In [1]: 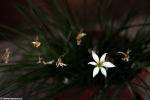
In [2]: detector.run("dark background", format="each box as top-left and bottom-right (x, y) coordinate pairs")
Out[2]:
(1, 0), (150, 36)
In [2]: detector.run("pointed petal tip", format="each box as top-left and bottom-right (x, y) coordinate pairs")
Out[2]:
(88, 62), (97, 66)
(101, 67), (107, 77)
(93, 67), (99, 78)
(103, 62), (116, 68)
(91, 51), (94, 55)
(92, 51), (99, 62)
(93, 73), (97, 78)
(105, 53), (108, 55)
(113, 66), (116, 67)
(93, 75), (96, 78)
(103, 53), (108, 55)
(100, 53), (108, 62)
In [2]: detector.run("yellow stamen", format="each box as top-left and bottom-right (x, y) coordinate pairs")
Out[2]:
(97, 61), (103, 67)
(97, 61), (102, 64)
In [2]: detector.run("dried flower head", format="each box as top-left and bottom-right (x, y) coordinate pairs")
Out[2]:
(88, 51), (116, 78)
(2, 48), (11, 63)
(56, 55), (67, 68)
(76, 29), (86, 45)
(37, 56), (54, 65)
(32, 36), (41, 48)
(118, 49), (131, 62)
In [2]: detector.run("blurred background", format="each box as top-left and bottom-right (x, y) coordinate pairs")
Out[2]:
(1, 0), (150, 36)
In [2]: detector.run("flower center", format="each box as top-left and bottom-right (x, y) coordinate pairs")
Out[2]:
(97, 61), (103, 68)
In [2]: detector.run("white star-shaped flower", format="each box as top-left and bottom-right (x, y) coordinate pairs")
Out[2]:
(56, 55), (67, 68)
(76, 29), (86, 45)
(88, 51), (116, 78)
(118, 49), (131, 62)
(2, 48), (11, 63)
(31, 36), (41, 48)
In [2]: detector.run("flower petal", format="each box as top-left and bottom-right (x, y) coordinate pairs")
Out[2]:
(125, 58), (129, 62)
(88, 61), (97, 66)
(92, 51), (99, 62)
(77, 39), (81, 45)
(32, 42), (36, 44)
(37, 61), (41, 64)
(103, 62), (116, 68)
(60, 62), (67, 67)
(56, 62), (59, 68)
(117, 52), (126, 56)
(6, 48), (9, 52)
(39, 57), (42, 61)
(100, 67), (107, 77)
(37, 42), (41, 46)
(127, 49), (131, 55)
(100, 53), (108, 62)
(46, 60), (54, 64)
(93, 67), (99, 77)
(78, 33), (86, 38)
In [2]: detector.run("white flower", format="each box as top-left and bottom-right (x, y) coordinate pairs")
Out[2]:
(63, 77), (69, 84)
(32, 36), (41, 48)
(2, 48), (11, 63)
(88, 51), (116, 78)
(76, 29), (86, 45)
(37, 56), (54, 65)
(118, 49), (131, 62)
(56, 56), (67, 68)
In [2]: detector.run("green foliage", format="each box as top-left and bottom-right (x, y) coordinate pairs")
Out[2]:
(0, 0), (150, 99)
